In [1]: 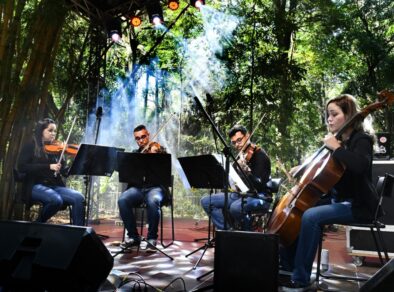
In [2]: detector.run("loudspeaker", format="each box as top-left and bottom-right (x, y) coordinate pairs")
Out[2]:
(214, 230), (278, 292)
(360, 258), (394, 292)
(372, 161), (394, 225)
(0, 220), (113, 291)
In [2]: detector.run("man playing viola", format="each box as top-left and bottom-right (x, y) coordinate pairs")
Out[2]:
(117, 124), (167, 251)
(200, 124), (271, 230)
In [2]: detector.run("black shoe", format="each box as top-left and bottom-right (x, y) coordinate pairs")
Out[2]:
(279, 280), (315, 292)
(120, 238), (140, 249)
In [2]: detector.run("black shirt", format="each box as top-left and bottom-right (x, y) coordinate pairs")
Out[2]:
(18, 141), (66, 203)
(332, 130), (379, 221)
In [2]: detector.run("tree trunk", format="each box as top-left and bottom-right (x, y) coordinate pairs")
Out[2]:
(0, 0), (69, 219)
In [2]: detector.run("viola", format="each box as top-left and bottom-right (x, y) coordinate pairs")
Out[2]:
(44, 140), (79, 156)
(267, 89), (394, 246)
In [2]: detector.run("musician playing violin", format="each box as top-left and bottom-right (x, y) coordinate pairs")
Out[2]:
(117, 124), (167, 251)
(280, 94), (380, 291)
(17, 118), (85, 225)
(200, 124), (271, 230)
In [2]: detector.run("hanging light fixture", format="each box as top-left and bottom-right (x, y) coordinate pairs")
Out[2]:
(190, 0), (205, 9)
(146, 0), (164, 26)
(106, 18), (122, 42)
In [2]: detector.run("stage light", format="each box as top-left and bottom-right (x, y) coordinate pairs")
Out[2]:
(106, 18), (122, 42)
(110, 32), (121, 42)
(146, 0), (164, 25)
(151, 14), (163, 26)
(130, 16), (142, 27)
(168, 0), (179, 10)
(190, 0), (205, 9)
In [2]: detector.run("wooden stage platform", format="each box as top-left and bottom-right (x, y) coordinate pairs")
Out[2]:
(91, 218), (384, 291)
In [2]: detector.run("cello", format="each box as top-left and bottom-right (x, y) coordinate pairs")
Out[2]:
(267, 90), (394, 246)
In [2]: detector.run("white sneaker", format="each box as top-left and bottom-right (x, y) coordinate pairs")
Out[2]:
(120, 238), (140, 249)
(145, 239), (157, 253)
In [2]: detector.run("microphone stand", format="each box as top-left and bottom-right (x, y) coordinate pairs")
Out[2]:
(194, 94), (218, 243)
(194, 96), (257, 229)
(193, 96), (259, 288)
(194, 96), (232, 230)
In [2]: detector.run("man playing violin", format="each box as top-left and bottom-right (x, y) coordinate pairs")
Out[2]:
(117, 124), (166, 251)
(200, 124), (271, 230)
(17, 118), (85, 225)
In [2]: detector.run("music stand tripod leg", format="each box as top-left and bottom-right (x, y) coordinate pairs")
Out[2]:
(111, 226), (133, 258)
(186, 192), (215, 267)
(192, 243), (211, 269)
(194, 190), (215, 242)
(84, 176), (109, 239)
(138, 236), (174, 260)
(197, 269), (214, 281)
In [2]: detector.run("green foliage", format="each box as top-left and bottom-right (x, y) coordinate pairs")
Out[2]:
(2, 0), (393, 219)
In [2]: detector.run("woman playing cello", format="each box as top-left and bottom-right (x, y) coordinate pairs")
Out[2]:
(279, 94), (380, 291)
(17, 118), (85, 225)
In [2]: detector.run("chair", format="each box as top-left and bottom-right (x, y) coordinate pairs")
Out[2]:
(137, 176), (175, 248)
(12, 168), (72, 223)
(117, 176), (175, 259)
(250, 178), (283, 232)
(315, 173), (394, 290)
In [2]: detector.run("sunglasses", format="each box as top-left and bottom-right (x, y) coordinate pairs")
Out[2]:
(231, 136), (244, 145)
(135, 134), (147, 141)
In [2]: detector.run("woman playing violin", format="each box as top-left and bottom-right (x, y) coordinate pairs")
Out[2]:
(200, 124), (271, 230)
(17, 118), (85, 225)
(280, 94), (380, 291)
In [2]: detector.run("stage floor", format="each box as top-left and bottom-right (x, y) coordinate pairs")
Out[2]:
(91, 217), (383, 291)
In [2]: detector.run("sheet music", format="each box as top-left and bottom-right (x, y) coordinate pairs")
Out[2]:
(212, 153), (249, 193)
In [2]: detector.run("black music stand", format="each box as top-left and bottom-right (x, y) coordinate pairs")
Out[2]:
(178, 154), (226, 269)
(114, 152), (173, 260)
(68, 144), (123, 235)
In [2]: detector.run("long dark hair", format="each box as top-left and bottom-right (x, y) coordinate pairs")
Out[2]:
(33, 118), (55, 158)
(326, 94), (376, 146)
(325, 94), (363, 132)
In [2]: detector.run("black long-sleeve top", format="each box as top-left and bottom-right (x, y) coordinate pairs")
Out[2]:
(246, 147), (271, 193)
(17, 141), (66, 204)
(331, 130), (380, 221)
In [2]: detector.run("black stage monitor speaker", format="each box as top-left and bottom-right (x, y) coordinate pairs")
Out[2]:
(0, 220), (113, 292)
(214, 230), (278, 292)
(360, 258), (394, 292)
(372, 160), (394, 225)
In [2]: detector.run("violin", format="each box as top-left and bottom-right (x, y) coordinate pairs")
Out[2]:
(141, 141), (165, 153)
(237, 143), (260, 173)
(44, 140), (79, 156)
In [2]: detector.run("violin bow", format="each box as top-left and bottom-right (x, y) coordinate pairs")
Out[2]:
(57, 116), (77, 164)
(235, 113), (266, 160)
(141, 112), (177, 153)
(276, 156), (295, 184)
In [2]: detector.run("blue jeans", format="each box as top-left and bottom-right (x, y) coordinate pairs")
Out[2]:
(280, 202), (355, 285)
(32, 184), (85, 226)
(118, 186), (164, 241)
(200, 192), (270, 230)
